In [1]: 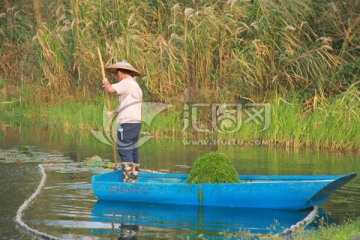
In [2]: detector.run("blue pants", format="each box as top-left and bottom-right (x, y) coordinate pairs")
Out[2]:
(117, 123), (141, 164)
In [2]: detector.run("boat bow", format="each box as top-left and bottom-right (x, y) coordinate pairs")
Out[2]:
(306, 173), (357, 206)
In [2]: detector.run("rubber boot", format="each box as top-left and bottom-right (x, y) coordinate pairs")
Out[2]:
(130, 164), (140, 183)
(121, 163), (133, 182)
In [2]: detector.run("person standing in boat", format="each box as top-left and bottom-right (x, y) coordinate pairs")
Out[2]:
(102, 60), (142, 183)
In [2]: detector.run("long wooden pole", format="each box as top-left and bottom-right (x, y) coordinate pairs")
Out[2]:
(97, 47), (111, 109)
(97, 47), (118, 169)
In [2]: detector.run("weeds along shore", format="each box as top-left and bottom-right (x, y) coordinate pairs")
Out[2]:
(1, 0), (359, 152)
(1, 91), (359, 153)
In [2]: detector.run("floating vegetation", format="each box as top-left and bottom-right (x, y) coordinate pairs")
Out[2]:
(85, 155), (103, 167)
(81, 155), (115, 173)
(175, 164), (191, 169)
(0, 147), (112, 174)
(18, 146), (31, 155)
(0, 147), (72, 164)
(186, 152), (240, 184)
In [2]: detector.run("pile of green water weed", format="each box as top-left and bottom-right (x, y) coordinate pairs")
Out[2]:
(186, 152), (240, 184)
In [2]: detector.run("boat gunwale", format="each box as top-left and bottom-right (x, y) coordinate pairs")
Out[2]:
(92, 171), (356, 186)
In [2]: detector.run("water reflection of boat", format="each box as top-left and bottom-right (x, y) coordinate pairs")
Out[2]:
(91, 200), (328, 236)
(91, 171), (357, 210)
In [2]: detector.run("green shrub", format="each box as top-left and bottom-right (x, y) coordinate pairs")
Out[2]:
(186, 152), (240, 184)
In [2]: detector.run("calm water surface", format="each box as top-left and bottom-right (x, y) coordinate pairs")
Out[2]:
(0, 123), (359, 239)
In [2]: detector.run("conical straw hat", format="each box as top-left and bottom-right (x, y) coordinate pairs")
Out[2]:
(105, 60), (141, 76)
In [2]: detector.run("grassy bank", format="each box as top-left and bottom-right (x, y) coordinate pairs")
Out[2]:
(241, 87), (360, 152)
(292, 218), (360, 240)
(1, 0), (359, 151)
(1, 88), (359, 152)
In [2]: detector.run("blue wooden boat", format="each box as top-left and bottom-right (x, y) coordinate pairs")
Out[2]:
(91, 171), (356, 210)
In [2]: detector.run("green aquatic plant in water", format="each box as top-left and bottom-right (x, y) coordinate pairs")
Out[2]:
(187, 152), (240, 184)
(85, 155), (115, 169)
(85, 155), (103, 167)
(0, 148), (113, 173)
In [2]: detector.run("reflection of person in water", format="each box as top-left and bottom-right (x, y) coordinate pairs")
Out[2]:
(118, 223), (139, 240)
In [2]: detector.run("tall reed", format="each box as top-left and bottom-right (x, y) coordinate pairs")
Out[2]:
(1, 0), (358, 101)
(0, 0), (358, 150)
